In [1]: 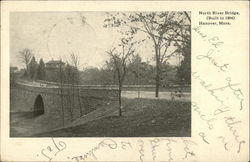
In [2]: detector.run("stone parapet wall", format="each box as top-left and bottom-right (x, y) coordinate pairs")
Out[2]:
(11, 83), (119, 125)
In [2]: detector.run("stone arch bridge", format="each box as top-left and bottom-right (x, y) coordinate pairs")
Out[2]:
(10, 82), (119, 125)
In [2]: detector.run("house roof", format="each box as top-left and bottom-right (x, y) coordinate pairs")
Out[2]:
(10, 66), (18, 70)
(46, 60), (65, 65)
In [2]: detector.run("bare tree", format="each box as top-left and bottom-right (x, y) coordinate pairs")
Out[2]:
(58, 58), (65, 126)
(106, 37), (136, 116)
(69, 52), (83, 117)
(65, 63), (73, 121)
(18, 48), (33, 72)
(104, 12), (191, 97)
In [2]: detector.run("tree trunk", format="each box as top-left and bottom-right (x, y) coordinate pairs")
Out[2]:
(153, 40), (161, 98)
(136, 76), (140, 98)
(155, 53), (160, 98)
(155, 66), (160, 97)
(26, 64), (28, 75)
(72, 73), (75, 113)
(59, 64), (65, 126)
(118, 84), (122, 116)
(67, 72), (73, 121)
(76, 75), (83, 117)
(117, 69), (122, 117)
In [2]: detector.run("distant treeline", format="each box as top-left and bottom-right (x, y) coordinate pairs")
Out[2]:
(16, 54), (190, 87)
(79, 62), (181, 86)
(79, 54), (190, 86)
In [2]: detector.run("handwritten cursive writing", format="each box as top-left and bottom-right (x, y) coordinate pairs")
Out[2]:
(211, 77), (244, 110)
(150, 138), (159, 161)
(164, 139), (177, 162)
(192, 25), (246, 156)
(196, 49), (229, 72)
(223, 116), (245, 153)
(192, 102), (216, 130)
(182, 139), (196, 158)
(199, 132), (210, 144)
(193, 26), (224, 48)
(218, 136), (229, 151)
(71, 139), (117, 162)
(193, 26), (207, 40)
(192, 72), (227, 106)
(138, 139), (144, 162)
(39, 138), (66, 162)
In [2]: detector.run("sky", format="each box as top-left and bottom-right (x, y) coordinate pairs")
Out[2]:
(10, 12), (180, 69)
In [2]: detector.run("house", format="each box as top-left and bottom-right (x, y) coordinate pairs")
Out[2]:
(44, 59), (66, 82)
(45, 60), (65, 69)
(19, 69), (26, 75)
(10, 66), (18, 73)
(10, 67), (18, 85)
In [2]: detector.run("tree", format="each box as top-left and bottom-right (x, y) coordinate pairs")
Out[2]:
(176, 38), (191, 85)
(171, 13), (191, 85)
(18, 48), (33, 75)
(160, 62), (179, 86)
(28, 56), (38, 80)
(106, 36), (136, 116)
(65, 63), (74, 121)
(69, 52), (83, 117)
(104, 12), (191, 97)
(128, 54), (145, 98)
(58, 58), (65, 126)
(37, 59), (46, 80)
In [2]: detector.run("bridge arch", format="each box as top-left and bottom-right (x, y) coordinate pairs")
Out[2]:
(33, 94), (44, 116)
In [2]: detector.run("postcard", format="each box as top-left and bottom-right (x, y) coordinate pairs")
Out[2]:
(0, 1), (249, 162)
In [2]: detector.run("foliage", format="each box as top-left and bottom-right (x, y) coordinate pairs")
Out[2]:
(16, 12), (191, 87)
(78, 55), (180, 86)
(37, 59), (46, 80)
(176, 38), (191, 84)
(104, 12), (191, 97)
(28, 56), (38, 80)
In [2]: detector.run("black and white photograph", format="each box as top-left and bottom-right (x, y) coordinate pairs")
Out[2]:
(10, 11), (191, 137)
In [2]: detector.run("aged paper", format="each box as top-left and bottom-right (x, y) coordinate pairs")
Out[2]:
(1, 1), (249, 162)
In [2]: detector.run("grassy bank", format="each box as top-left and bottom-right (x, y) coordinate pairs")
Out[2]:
(36, 98), (191, 137)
